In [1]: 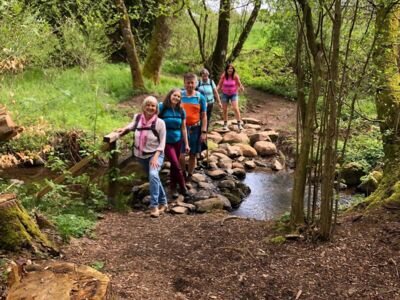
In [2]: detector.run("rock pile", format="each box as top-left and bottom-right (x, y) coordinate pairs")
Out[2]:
(131, 118), (286, 214)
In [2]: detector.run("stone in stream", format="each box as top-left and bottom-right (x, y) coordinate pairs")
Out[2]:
(232, 168), (246, 179)
(222, 192), (243, 208)
(207, 131), (223, 144)
(191, 173), (206, 183)
(212, 149), (229, 158)
(194, 197), (225, 213)
(243, 124), (261, 130)
(216, 194), (232, 211)
(237, 156), (246, 162)
(244, 160), (256, 169)
(218, 180), (236, 189)
(249, 132), (272, 146)
(254, 141), (278, 156)
(192, 189), (215, 201)
(206, 169), (227, 180)
(232, 162), (244, 169)
(271, 159), (284, 171)
(235, 143), (257, 157)
(197, 181), (214, 189)
(218, 159), (233, 170)
(212, 152), (232, 161)
(222, 132), (250, 144)
(242, 117), (262, 125)
(227, 145), (243, 158)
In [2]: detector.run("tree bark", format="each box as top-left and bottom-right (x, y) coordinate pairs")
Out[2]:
(320, 0), (341, 240)
(115, 0), (145, 90)
(227, 0), (262, 63)
(368, 2), (400, 208)
(291, 0), (323, 225)
(143, 10), (173, 84)
(210, 0), (231, 77)
(0, 194), (58, 254)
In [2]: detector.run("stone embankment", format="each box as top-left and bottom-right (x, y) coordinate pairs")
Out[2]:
(132, 117), (291, 214)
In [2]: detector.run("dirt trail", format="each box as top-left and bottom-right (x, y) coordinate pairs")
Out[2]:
(60, 90), (400, 299)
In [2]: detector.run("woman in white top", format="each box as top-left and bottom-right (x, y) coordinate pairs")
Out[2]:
(117, 96), (167, 217)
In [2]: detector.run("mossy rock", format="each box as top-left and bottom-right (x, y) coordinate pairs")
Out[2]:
(357, 171), (383, 195)
(222, 192), (243, 208)
(383, 181), (400, 209)
(340, 162), (366, 186)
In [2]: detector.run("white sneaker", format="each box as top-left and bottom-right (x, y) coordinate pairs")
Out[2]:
(237, 122), (243, 132)
(222, 124), (228, 131)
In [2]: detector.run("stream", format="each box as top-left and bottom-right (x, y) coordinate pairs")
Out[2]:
(232, 171), (361, 220)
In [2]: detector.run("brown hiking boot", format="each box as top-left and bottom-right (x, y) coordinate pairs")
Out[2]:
(158, 204), (168, 214)
(150, 207), (159, 218)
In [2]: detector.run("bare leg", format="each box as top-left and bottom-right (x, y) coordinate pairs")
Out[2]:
(222, 102), (228, 122)
(188, 154), (196, 175)
(231, 100), (241, 122)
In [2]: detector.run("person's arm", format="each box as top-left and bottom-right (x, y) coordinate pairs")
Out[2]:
(236, 74), (244, 92)
(199, 94), (207, 141)
(150, 119), (166, 169)
(181, 121), (190, 153)
(212, 80), (222, 109)
(216, 74), (224, 91)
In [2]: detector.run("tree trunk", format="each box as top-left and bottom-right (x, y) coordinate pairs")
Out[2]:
(143, 12), (173, 84)
(115, 0), (145, 90)
(0, 194), (58, 254)
(210, 0), (231, 77)
(319, 0), (341, 240)
(368, 3), (400, 208)
(227, 0), (261, 63)
(7, 261), (113, 299)
(291, 0), (323, 225)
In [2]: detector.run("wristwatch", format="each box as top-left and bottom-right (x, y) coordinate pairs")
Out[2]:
(202, 131), (207, 134)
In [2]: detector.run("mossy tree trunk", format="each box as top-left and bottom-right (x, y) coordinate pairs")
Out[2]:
(0, 194), (58, 254)
(115, 0), (145, 90)
(142, 13), (173, 84)
(368, 2), (400, 208)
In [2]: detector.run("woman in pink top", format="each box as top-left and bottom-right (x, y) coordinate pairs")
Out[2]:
(217, 63), (245, 131)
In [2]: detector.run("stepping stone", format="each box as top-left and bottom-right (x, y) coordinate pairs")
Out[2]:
(171, 206), (189, 214)
(244, 160), (256, 169)
(206, 169), (227, 180)
(254, 141), (278, 156)
(242, 117), (262, 125)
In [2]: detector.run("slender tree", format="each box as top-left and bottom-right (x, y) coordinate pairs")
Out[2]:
(115, 0), (145, 90)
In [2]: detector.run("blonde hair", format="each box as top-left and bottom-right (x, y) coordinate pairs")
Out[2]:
(141, 96), (159, 114)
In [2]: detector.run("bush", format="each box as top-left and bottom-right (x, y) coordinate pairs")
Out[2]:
(0, 1), (58, 71)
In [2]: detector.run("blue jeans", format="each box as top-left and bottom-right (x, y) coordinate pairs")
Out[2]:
(138, 154), (167, 208)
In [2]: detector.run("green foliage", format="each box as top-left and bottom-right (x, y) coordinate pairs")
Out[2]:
(52, 214), (96, 241)
(0, 1), (58, 70)
(269, 235), (286, 244)
(56, 17), (111, 68)
(339, 126), (384, 173)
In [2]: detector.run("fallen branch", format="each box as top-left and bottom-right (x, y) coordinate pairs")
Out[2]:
(219, 215), (247, 226)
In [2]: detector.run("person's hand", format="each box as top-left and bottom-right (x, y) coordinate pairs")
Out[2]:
(150, 156), (160, 169)
(240, 86), (245, 93)
(185, 145), (190, 153)
(116, 128), (125, 135)
(200, 132), (207, 142)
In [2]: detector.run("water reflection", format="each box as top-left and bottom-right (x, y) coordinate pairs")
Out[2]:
(233, 171), (293, 220)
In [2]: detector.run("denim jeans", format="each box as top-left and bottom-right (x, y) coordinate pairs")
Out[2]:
(138, 154), (167, 208)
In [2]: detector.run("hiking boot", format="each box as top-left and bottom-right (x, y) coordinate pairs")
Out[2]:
(150, 207), (159, 218)
(222, 124), (228, 131)
(158, 204), (168, 214)
(186, 173), (193, 182)
(172, 192), (179, 199)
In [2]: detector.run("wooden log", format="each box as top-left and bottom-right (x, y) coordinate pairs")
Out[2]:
(36, 143), (110, 199)
(108, 141), (119, 206)
(7, 261), (113, 300)
(0, 194), (58, 254)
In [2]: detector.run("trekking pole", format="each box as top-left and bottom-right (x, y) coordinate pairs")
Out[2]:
(206, 132), (209, 167)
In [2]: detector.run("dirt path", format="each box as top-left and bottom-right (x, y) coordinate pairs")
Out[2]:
(60, 90), (400, 299)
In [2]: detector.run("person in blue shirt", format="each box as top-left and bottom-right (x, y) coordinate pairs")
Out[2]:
(197, 68), (222, 131)
(159, 88), (190, 198)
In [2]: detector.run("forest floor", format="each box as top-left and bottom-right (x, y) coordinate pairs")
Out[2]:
(2, 89), (400, 299)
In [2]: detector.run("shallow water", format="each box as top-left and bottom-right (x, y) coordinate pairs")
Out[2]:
(232, 171), (361, 221)
(232, 171), (294, 220)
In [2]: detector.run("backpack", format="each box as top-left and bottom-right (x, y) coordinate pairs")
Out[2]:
(196, 79), (215, 102)
(132, 114), (160, 143)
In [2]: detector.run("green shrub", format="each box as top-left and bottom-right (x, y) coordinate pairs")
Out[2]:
(0, 1), (58, 70)
(53, 214), (96, 241)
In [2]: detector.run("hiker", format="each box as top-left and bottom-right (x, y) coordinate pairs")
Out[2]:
(116, 96), (167, 218)
(196, 68), (222, 131)
(180, 73), (207, 181)
(159, 88), (190, 198)
(217, 63), (245, 131)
